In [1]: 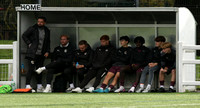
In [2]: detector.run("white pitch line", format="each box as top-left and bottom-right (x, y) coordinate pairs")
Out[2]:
(102, 103), (200, 108)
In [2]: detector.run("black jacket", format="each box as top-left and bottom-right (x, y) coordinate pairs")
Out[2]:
(112, 47), (132, 66)
(131, 46), (151, 67)
(161, 49), (176, 72)
(150, 47), (162, 64)
(92, 44), (116, 69)
(22, 24), (50, 60)
(51, 43), (74, 66)
(74, 45), (94, 69)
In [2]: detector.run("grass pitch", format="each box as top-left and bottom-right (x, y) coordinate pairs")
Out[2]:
(0, 93), (200, 108)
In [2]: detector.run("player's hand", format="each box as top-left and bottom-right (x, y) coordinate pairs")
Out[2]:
(148, 63), (153, 67)
(149, 63), (158, 68)
(161, 67), (168, 73)
(44, 52), (49, 58)
(76, 65), (84, 69)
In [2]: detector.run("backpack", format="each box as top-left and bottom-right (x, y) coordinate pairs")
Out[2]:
(0, 85), (12, 93)
(52, 74), (67, 92)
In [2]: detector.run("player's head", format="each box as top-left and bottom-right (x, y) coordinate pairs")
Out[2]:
(155, 36), (166, 47)
(134, 36), (145, 47)
(78, 40), (88, 52)
(161, 42), (172, 53)
(60, 35), (69, 46)
(37, 16), (46, 27)
(120, 36), (130, 47)
(100, 35), (110, 46)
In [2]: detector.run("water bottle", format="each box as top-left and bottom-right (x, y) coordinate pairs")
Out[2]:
(76, 62), (79, 67)
(21, 64), (26, 74)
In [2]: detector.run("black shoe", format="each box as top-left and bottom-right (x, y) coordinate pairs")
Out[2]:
(168, 88), (176, 92)
(158, 87), (165, 92)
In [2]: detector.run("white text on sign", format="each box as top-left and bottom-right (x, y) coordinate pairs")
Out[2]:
(20, 4), (41, 11)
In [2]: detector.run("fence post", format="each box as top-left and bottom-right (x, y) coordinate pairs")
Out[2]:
(12, 41), (19, 88)
(177, 42), (183, 92)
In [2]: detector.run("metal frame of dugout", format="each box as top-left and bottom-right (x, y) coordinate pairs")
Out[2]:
(15, 7), (197, 92)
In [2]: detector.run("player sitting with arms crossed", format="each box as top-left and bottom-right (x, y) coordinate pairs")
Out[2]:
(93, 36), (132, 93)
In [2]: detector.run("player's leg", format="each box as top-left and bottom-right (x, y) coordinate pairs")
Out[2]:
(43, 68), (56, 93)
(169, 69), (176, 92)
(35, 55), (45, 92)
(104, 72), (120, 93)
(77, 68), (87, 84)
(115, 65), (130, 92)
(63, 67), (75, 91)
(25, 59), (35, 90)
(92, 68), (107, 92)
(72, 69), (97, 93)
(93, 72), (115, 93)
(142, 65), (159, 93)
(35, 61), (63, 74)
(129, 67), (143, 92)
(136, 66), (149, 93)
(158, 68), (166, 92)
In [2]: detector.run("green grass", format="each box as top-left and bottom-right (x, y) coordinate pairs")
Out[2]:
(0, 40), (15, 44)
(0, 93), (200, 108)
(0, 40), (14, 81)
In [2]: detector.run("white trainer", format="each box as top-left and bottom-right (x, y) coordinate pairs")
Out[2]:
(43, 86), (52, 93)
(37, 86), (44, 93)
(72, 87), (82, 93)
(128, 87), (135, 92)
(85, 87), (94, 93)
(136, 87), (144, 93)
(35, 67), (44, 74)
(114, 86), (125, 93)
(25, 85), (36, 93)
(66, 87), (75, 91)
(142, 85), (151, 93)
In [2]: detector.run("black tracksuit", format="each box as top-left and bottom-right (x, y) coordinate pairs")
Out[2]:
(120, 45), (151, 87)
(74, 45), (94, 83)
(79, 44), (116, 89)
(22, 24), (50, 85)
(45, 43), (74, 84)
(131, 46), (151, 67)
(149, 47), (162, 66)
(112, 46), (132, 66)
(161, 49), (176, 74)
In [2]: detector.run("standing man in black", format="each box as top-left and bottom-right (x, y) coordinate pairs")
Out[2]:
(22, 17), (50, 92)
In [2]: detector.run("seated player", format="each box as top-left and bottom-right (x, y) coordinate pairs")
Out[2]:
(136, 36), (166, 93)
(74, 40), (94, 84)
(72, 35), (116, 93)
(35, 35), (75, 93)
(115, 36), (151, 92)
(93, 36), (132, 93)
(158, 42), (176, 92)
